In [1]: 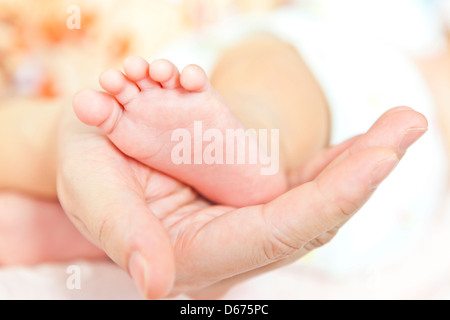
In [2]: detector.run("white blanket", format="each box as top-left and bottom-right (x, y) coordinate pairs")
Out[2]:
(1, 193), (449, 300)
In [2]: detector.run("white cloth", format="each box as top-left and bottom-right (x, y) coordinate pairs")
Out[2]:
(0, 261), (141, 300)
(293, 0), (448, 57)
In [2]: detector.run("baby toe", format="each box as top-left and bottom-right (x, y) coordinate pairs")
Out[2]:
(99, 69), (140, 105)
(149, 59), (181, 89)
(123, 56), (159, 90)
(180, 64), (210, 92)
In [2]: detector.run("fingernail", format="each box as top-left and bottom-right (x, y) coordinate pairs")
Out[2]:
(399, 128), (427, 154)
(129, 251), (149, 298)
(370, 155), (399, 189)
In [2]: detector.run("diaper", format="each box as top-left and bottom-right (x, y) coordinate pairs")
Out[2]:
(155, 6), (449, 277)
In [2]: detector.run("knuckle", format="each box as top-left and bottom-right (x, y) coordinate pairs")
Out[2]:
(263, 232), (297, 262)
(304, 228), (340, 252)
(261, 206), (305, 262)
(96, 214), (117, 252)
(314, 179), (358, 218)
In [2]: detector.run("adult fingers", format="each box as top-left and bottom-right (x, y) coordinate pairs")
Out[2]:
(288, 106), (427, 187)
(318, 106), (427, 176)
(288, 135), (360, 187)
(261, 107), (427, 260)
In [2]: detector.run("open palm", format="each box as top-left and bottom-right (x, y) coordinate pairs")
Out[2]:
(57, 106), (427, 299)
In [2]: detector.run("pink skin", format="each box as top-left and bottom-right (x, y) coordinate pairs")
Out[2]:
(2, 106), (427, 299)
(73, 56), (288, 207)
(0, 192), (105, 266)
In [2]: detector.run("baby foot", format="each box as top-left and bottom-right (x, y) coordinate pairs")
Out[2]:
(73, 56), (287, 206)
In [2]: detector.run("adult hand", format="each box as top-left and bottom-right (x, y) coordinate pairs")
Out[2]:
(56, 102), (427, 299)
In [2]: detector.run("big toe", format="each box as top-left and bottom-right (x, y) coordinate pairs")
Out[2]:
(73, 89), (123, 134)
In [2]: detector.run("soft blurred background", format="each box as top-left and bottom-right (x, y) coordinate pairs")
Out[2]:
(0, 0), (290, 99)
(0, 0), (449, 97)
(1, 0), (450, 299)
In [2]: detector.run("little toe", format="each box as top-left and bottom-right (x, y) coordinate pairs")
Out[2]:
(73, 89), (123, 134)
(123, 56), (159, 90)
(149, 59), (181, 89)
(99, 69), (140, 105)
(180, 65), (209, 92)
